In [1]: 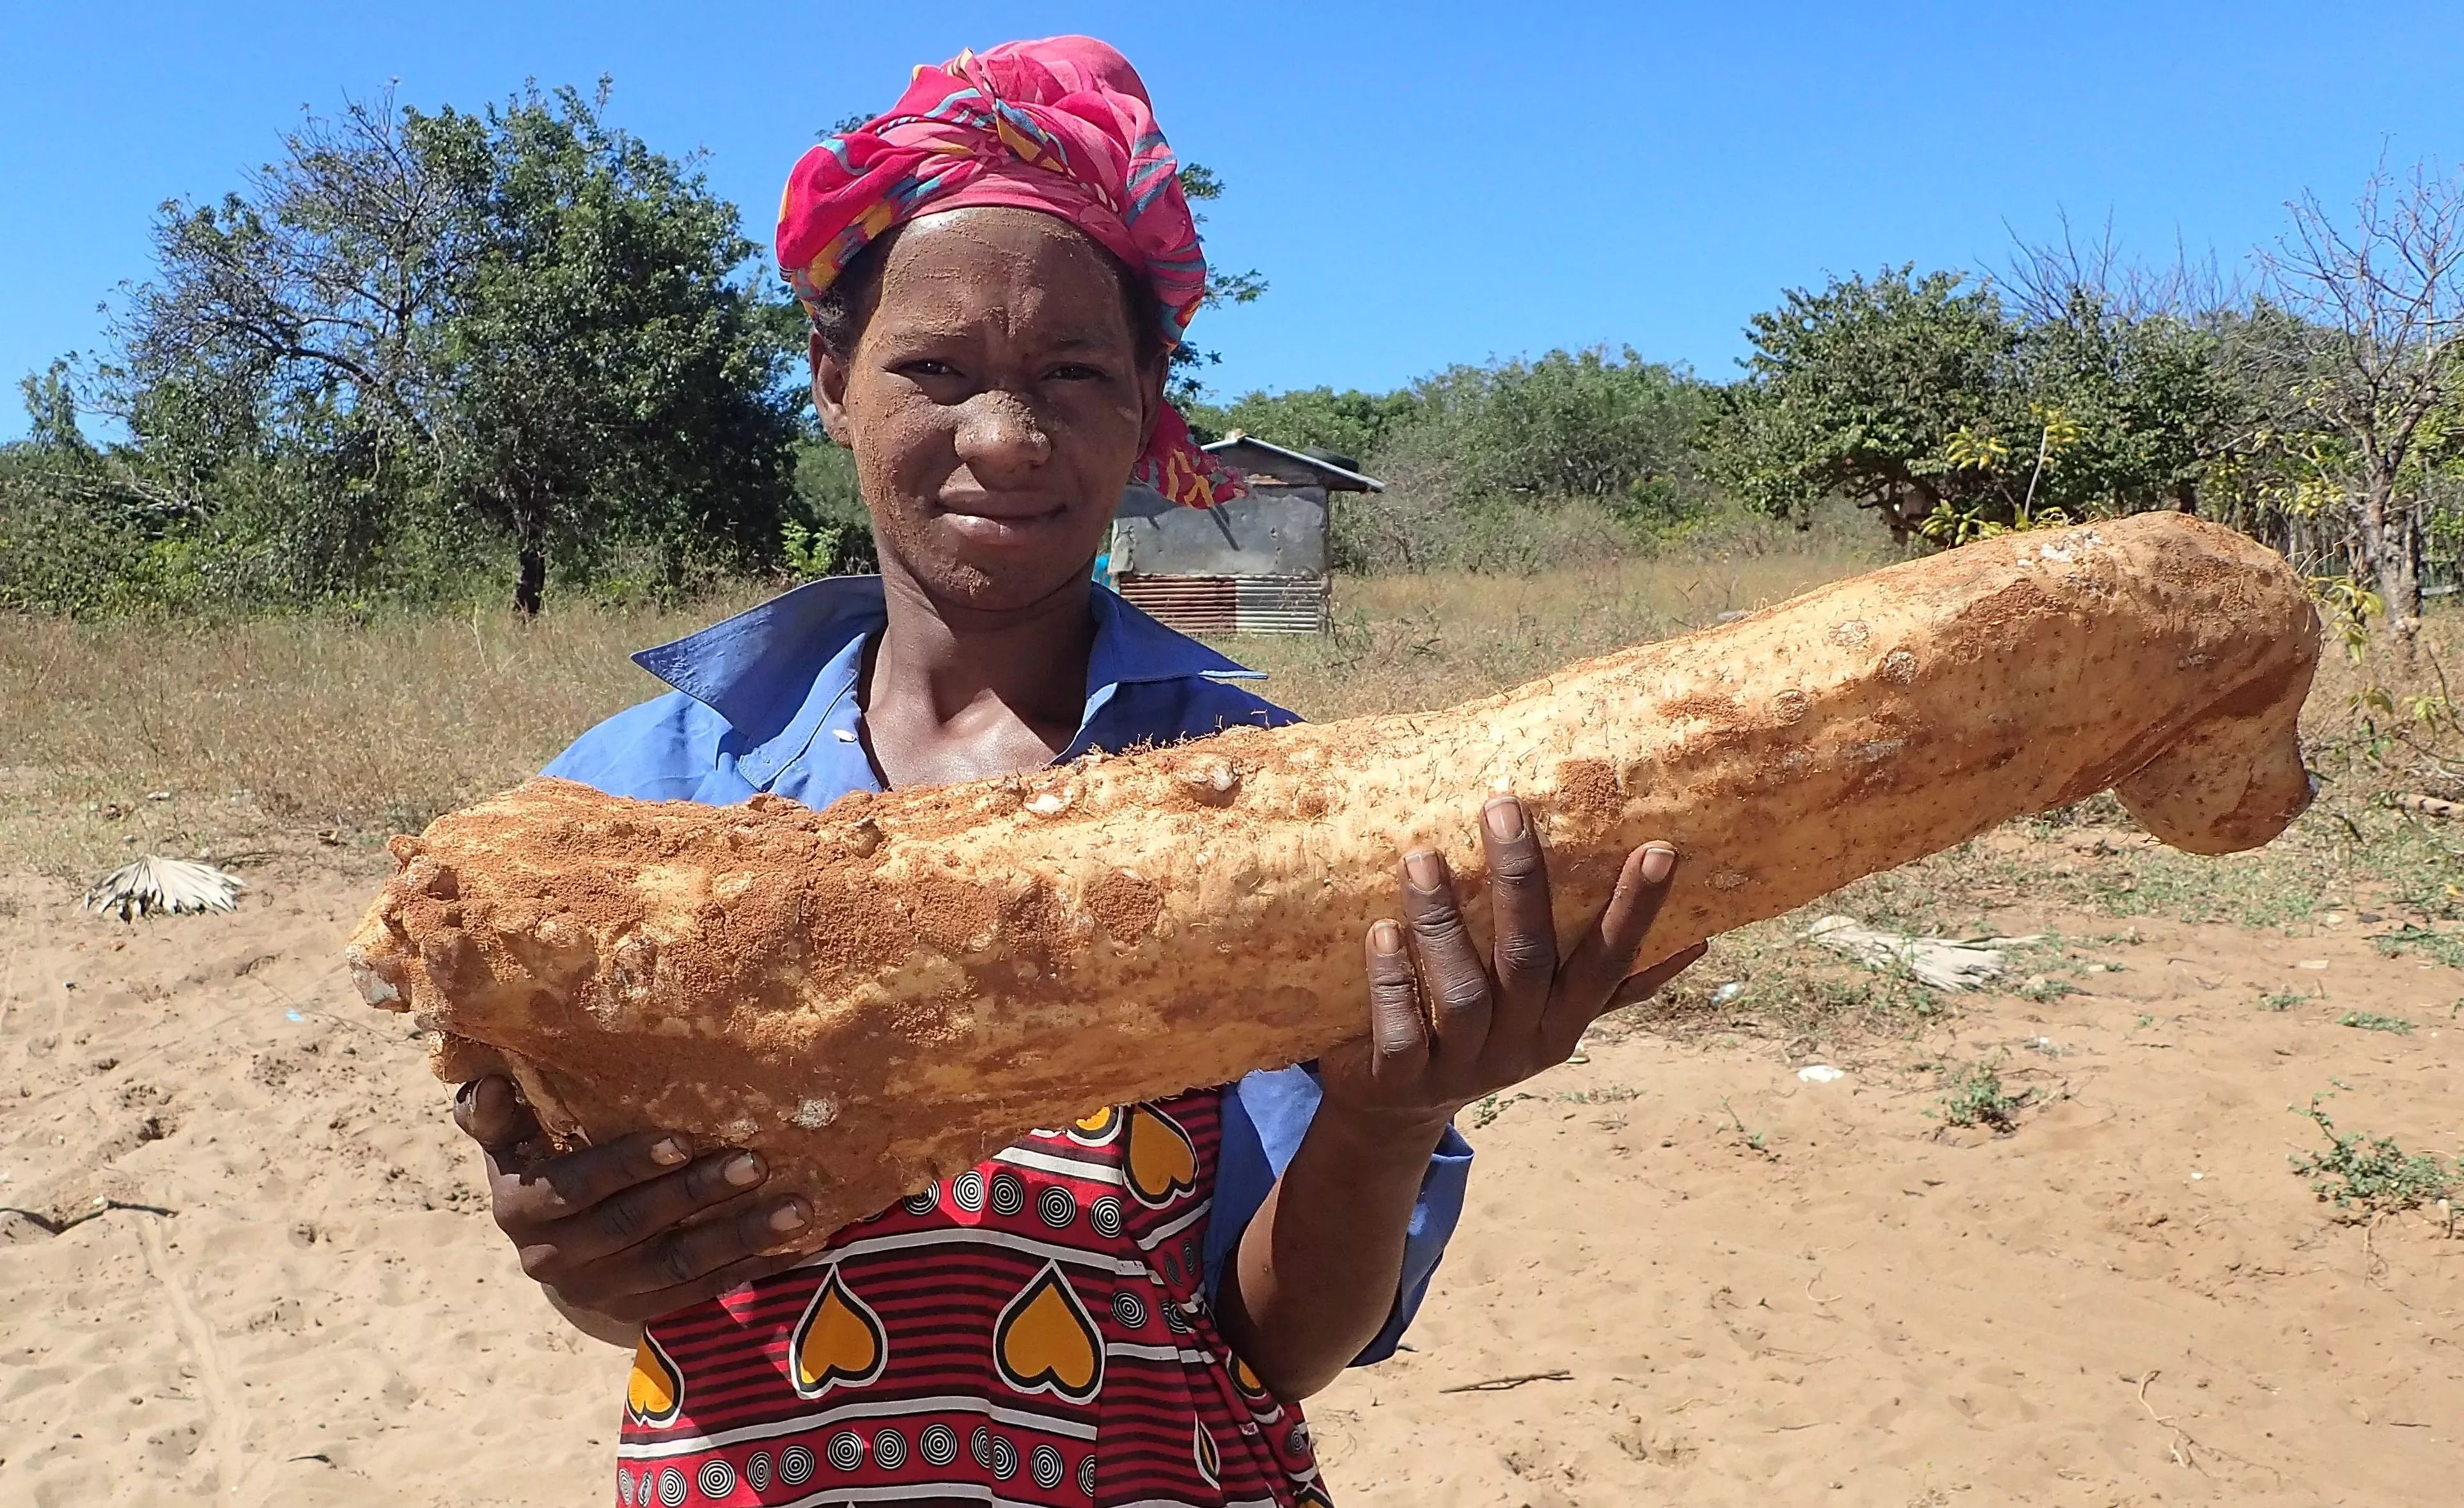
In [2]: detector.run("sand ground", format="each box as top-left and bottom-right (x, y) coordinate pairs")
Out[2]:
(3, 860), (2458, 1507)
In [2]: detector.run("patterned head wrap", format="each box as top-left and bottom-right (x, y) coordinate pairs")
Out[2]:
(777, 35), (1242, 508)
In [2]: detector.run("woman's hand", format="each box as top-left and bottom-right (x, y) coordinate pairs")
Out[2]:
(453, 1075), (813, 1335)
(1318, 794), (1706, 1130)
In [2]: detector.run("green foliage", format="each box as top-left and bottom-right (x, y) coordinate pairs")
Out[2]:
(1713, 266), (2256, 545)
(2336, 1011), (2417, 1034)
(2288, 1099), (2456, 1215)
(784, 437), (875, 577)
(1933, 1055), (2029, 1131)
(1401, 349), (1713, 517)
(1712, 267), (2011, 539)
(35, 81), (800, 616)
(2374, 924), (2464, 968)
(1185, 386), (1422, 465)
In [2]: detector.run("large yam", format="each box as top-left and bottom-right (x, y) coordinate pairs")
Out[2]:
(348, 515), (2320, 1243)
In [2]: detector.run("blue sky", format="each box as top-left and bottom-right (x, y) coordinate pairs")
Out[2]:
(4, 1), (2461, 442)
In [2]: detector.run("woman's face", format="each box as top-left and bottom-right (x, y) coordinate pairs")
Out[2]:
(813, 206), (1161, 612)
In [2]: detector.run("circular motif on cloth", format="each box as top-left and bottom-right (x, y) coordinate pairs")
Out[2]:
(989, 1435), (1018, 1481)
(657, 1465), (688, 1507)
(827, 1431), (865, 1472)
(779, 1444), (816, 1486)
(1079, 1455), (1098, 1496)
(1088, 1196), (1124, 1238)
(1031, 1443), (1066, 1489)
(1290, 1420), (1314, 1455)
(697, 1459), (735, 1499)
(919, 1423), (960, 1467)
(1111, 1291), (1147, 1328)
(970, 1425), (993, 1466)
(1038, 1185), (1076, 1229)
(902, 1182), (940, 1217)
(745, 1451), (772, 1491)
(1162, 1299), (1192, 1333)
(873, 1427), (908, 1471)
(952, 1170), (986, 1213)
(989, 1171), (1027, 1216)
(616, 1468), (635, 1505)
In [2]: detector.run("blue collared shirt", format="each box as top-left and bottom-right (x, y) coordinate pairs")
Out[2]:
(542, 575), (1469, 1364)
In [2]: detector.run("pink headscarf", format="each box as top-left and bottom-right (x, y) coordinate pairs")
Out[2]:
(777, 36), (1242, 508)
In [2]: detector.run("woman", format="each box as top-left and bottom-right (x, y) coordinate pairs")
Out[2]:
(454, 37), (1702, 1508)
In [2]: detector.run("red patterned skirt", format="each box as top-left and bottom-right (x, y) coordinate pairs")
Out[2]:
(613, 1091), (1329, 1507)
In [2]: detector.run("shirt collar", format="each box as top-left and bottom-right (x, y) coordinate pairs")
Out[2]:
(630, 574), (1261, 749)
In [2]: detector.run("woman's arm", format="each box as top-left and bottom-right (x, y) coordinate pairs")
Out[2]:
(1215, 795), (1704, 1400)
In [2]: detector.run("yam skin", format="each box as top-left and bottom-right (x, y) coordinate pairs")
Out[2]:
(347, 514), (2320, 1244)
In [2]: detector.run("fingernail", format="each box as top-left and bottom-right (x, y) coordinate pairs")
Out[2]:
(651, 1137), (688, 1166)
(726, 1153), (764, 1187)
(1483, 797), (1524, 841)
(1639, 844), (1676, 884)
(1371, 920), (1403, 954)
(769, 1202), (808, 1232)
(1405, 850), (1445, 891)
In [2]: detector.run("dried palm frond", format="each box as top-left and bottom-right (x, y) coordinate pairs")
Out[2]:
(83, 857), (246, 921)
(1801, 914), (2044, 993)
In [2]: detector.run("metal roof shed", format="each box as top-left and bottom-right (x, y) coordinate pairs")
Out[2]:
(1108, 435), (1383, 635)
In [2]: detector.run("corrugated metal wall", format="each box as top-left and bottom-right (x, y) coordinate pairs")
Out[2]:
(1115, 575), (1328, 635)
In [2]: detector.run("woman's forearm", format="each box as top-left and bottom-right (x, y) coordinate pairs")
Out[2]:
(1216, 1105), (1449, 1401)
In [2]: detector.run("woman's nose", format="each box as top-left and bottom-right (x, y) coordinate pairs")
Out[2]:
(953, 390), (1052, 478)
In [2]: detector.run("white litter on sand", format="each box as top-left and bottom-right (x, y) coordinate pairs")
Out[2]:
(1796, 1064), (1847, 1084)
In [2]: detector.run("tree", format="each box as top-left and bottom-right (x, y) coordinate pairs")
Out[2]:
(416, 85), (800, 612)
(104, 82), (800, 613)
(1403, 350), (1711, 517)
(2256, 157), (2464, 627)
(1165, 164), (1266, 407)
(1712, 267), (2012, 540)
(1185, 385), (1423, 462)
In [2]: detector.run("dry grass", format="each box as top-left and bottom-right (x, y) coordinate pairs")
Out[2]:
(0, 517), (1888, 879)
(0, 593), (766, 876)
(1231, 510), (1890, 719)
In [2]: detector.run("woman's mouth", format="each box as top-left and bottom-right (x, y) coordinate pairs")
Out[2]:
(935, 493), (1072, 545)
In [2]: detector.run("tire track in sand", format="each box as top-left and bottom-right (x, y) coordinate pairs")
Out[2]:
(135, 1214), (257, 1499)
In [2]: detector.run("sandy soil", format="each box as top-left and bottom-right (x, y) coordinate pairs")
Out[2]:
(2, 860), (2458, 1506)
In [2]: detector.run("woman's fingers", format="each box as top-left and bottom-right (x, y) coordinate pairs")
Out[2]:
(556, 1195), (813, 1311)
(524, 1149), (778, 1271)
(492, 1128), (703, 1229)
(1362, 920), (1431, 1077)
(1478, 797), (1557, 1035)
(591, 1248), (816, 1326)
(453, 1075), (540, 1160)
(1545, 842), (1680, 1052)
(1400, 849), (1494, 1069)
(1603, 942), (1711, 1012)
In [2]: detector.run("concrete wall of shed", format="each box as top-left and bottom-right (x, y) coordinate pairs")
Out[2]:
(1112, 483), (1328, 577)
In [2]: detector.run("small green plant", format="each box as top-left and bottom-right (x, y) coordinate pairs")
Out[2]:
(2336, 1011), (2417, 1034)
(2375, 924), (2464, 970)
(1717, 1096), (1772, 1156)
(2014, 975), (2078, 1004)
(2288, 1099), (2456, 1215)
(1557, 1086), (1644, 1105)
(2260, 988), (2319, 1012)
(1933, 1055), (2030, 1133)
